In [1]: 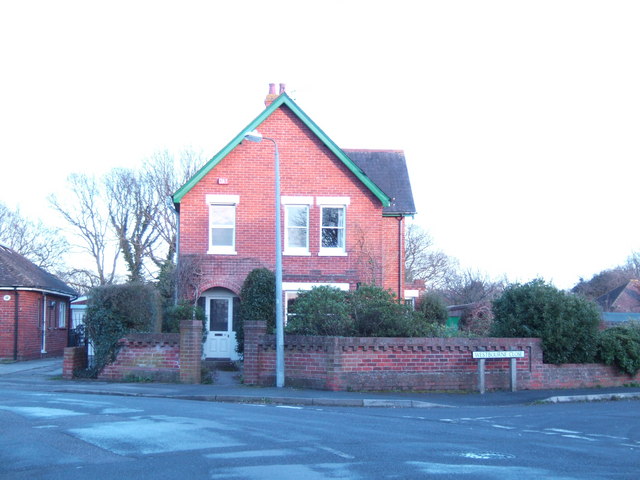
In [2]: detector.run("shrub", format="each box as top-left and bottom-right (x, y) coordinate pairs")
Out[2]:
(416, 292), (448, 326)
(286, 284), (437, 338)
(460, 302), (494, 336)
(350, 284), (422, 337)
(236, 268), (275, 354)
(286, 286), (353, 335)
(491, 279), (600, 364)
(163, 300), (206, 333)
(597, 323), (640, 375)
(84, 282), (160, 377)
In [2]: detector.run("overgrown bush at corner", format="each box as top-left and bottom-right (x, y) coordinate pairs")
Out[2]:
(491, 279), (600, 364)
(597, 323), (640, 375)
(236, 268), (275, 354)
(84, 282), (160, 377)
(286, 286), (353, 336)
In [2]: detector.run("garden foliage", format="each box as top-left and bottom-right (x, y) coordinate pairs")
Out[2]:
(491, 279), (600, 364)
(163, 300), (205, 333)
(236, 268), (275, 353)
(597, 323), (640, 375)
(84, 282), (160, 377)
(286, 284), (443, 337)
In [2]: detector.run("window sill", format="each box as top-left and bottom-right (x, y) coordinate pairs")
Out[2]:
(207, 248), (237, 255)
(283, 250), (311, 256)
(318, 250), (348, 257)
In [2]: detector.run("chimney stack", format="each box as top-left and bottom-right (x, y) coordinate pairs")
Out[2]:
(265, 82), (285, 106)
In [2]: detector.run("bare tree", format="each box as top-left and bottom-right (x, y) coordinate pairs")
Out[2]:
(0, 202), (69, 271)
(49, 150), (203, 287)
(48, 174), (119, 287)
(174, 255), (206, 307)
(439, 269), (505, 305)
(105, 168), (160, 283)
(625, 252), (640, 278)
(405, 224), (457, 288)
(142, 149), (203, 265)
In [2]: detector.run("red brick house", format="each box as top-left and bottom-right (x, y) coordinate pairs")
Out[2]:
(0, 245), (77, 360)
(596, 279), (640, 327)
(172, 84), (415, 359)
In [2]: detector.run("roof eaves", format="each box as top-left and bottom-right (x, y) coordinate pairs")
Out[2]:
(172, 94), (391, 207)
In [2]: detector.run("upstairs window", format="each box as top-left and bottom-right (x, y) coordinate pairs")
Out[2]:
(285, 205), (309, 254)
(320, 206), (346, 254)
(207, 194), (239, 255)
(282, 196), (312, 256)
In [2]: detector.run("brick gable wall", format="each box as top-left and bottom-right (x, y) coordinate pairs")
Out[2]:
(178, 105), (403, 296)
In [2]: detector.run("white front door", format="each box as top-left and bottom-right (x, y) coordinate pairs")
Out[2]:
(203, 294), (238, 360)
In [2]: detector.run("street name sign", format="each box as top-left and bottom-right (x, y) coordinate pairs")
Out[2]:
(472, 350), (524, 359)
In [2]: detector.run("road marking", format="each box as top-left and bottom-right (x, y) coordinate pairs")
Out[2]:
(492, 424), (516, 430)
(206, 449), (295, 459)
(561, 434), (596, 442)
(317, 446), (355, 459)
(460, 452), (516, 460)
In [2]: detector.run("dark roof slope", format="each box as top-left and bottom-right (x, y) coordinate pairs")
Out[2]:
(0, 245), (77, 297)
(344, 149), (416, 216)
(596, 279), (640, 312)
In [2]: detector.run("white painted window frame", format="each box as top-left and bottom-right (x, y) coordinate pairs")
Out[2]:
(207, 194), (240, 255)
(316, 197), (350, 257)
(282, 196), (313, 256)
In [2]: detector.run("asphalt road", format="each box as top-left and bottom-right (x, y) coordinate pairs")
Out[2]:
(1, 384), (638, 479)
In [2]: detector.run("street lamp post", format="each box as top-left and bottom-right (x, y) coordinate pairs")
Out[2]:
(244, 130), (284, 388)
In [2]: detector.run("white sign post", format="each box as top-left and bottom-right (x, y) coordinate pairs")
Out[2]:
(472, 351), (524, 394)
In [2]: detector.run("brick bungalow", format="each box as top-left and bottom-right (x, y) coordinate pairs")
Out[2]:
(172, 84), (416, 360)
(0, 245), (77, 360)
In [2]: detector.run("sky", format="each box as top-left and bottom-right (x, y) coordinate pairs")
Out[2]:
(1, 1), (639, 290)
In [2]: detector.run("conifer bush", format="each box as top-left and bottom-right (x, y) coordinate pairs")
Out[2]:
(236, 268), (275, 354)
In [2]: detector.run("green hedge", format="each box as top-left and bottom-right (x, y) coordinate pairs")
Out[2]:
(491, 279), (600, 364)
(84, 282), (160, 377)
(287, 284), (443, 337)
(597, 323), (640, 375)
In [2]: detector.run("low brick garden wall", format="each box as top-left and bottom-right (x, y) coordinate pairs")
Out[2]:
(63, 320), (202, 383)
(98, 333), (181, 382)
(243, 321), (640, 392)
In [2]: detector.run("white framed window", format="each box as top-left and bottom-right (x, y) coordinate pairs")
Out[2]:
(320, 206), (346, 255)
(317, 197), (349, 256)
(284, 205), (309, 255)
(58, 302), (66, 328)
(207, 195), (239, 255)
(282, 196), (312, 256)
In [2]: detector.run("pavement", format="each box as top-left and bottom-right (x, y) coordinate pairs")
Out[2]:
(2, 357), (640, 408)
